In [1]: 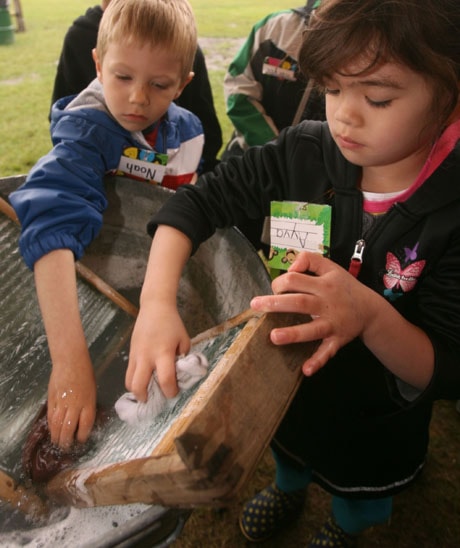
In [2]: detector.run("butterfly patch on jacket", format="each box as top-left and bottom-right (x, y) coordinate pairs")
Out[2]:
(383, 242), (426, 301)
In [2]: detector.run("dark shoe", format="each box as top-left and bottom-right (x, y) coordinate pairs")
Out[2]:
(239, 483), (306, 542)
(308, 516), (358, 547)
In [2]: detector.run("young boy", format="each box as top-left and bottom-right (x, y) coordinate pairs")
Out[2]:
(10, 0), (203, 451)
(50, 0), (222, 173)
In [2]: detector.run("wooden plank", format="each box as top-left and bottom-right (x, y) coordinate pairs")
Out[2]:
(12, 0), (25, 32)
(165, 312), (316, 503)
(0, 469), (49, 518)
(190, 307), (260, 346)
(0, 195), (139, 319)
(1, 175), (277, 511)
(46, 452), (240, 508)
(44, 312), (317, 508)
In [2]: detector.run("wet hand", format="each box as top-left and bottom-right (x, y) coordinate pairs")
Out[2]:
(47, 362), (97, 451)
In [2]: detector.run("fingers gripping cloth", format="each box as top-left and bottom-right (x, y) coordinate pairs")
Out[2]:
(114, 353), (209, 426)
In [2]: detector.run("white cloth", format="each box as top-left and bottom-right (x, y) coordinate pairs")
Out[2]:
(114, 353), (209, 426)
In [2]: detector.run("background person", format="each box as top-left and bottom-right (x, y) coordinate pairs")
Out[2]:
(221, 1), (325, 253)
(221, 0), (324, 160)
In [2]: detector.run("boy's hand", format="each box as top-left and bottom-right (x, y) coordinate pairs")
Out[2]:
(126, 301), (190, 402)
(47, 356), (97, 450)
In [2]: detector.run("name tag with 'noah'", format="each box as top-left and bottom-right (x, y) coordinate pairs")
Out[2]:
(117, 146), (168, 184)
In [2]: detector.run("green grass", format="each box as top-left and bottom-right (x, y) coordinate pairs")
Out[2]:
(193, 1), (288, 37)
(0, 0), (293, 177)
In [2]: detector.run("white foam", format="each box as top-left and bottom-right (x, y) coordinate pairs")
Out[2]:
(0, 502), (158, 547)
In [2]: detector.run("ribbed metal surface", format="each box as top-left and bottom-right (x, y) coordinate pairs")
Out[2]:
(0, 216), (133, 477)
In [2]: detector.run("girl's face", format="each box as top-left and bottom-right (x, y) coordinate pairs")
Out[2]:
(324, 57), (437, 191)
(93, 42), (192, 133)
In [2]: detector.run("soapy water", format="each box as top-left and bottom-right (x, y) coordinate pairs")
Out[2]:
(0, 500), (164, 547)
(54, 327), (241, 470)
(0, 218), (135, 477)
(0, 328), (240, 547)
(0, 185), (271, 545)
(0, 219), (173, 545)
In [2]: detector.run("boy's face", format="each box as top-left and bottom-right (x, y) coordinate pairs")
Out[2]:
(93, 42), (192, 133)
(324, 57), (436, 189)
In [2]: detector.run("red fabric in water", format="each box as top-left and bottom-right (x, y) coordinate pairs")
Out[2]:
(22, 404), (108, 483)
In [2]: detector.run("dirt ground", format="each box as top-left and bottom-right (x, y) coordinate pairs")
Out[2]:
(198, 37), (245, 71)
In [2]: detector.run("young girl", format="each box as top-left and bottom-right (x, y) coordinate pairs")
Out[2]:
(126, 0), (460, 545)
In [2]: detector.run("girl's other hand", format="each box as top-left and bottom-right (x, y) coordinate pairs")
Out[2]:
(250, 251), (375, 376)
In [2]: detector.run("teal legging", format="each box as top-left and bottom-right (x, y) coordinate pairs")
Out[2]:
(273, 449), (393, 534)
(332, 495), (392, 534)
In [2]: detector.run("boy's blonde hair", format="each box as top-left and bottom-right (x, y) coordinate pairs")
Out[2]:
(96, 0), (197, 82)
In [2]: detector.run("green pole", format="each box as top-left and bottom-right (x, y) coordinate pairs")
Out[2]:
(0, 0), (15, 45)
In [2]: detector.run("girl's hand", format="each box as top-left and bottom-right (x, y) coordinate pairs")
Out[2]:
(126, 225), (193, 402)
(47, 355), (96, 450)
(126, 301), (190, 402)
(250, 251), (375, 376)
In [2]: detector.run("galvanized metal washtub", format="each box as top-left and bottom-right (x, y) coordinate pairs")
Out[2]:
(0, 174), (273, 547)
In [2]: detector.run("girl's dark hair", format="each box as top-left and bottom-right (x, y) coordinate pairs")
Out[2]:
(300, 0), (460, 125)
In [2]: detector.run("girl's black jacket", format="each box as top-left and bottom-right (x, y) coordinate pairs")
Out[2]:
(148, 121), (460, 497)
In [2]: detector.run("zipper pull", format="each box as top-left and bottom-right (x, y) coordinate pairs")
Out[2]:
(349, 239), (365, 278)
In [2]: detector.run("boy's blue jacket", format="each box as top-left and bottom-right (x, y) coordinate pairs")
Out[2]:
(10, 79), (204, 269)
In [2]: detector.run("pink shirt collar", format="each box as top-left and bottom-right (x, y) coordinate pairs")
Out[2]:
(364, 119), (460, 214)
